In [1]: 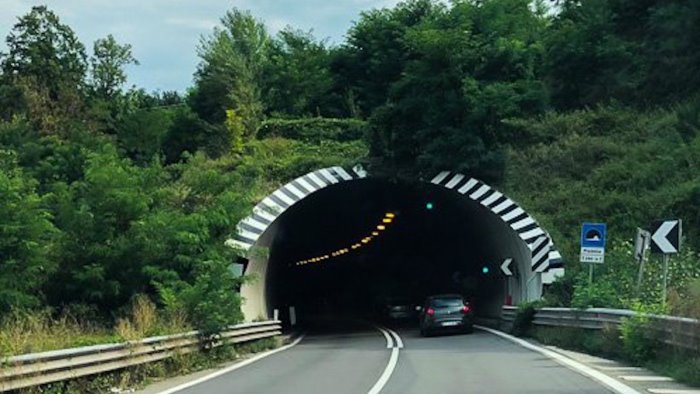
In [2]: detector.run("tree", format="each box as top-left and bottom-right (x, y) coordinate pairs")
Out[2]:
(368, 0), (547, 182)
(544, 0), (642, 109)
(0, 6), (87, 130)
(0, 151), (56, 312)
(190, 8), (269, 137)
(44, 147), (151, 311)
(90, 34), (139, 100)
(162, 107), (230, 163)
(263, 28), (336, 117)
(117, 108), (174, 164)
(338, 0), (439, 116)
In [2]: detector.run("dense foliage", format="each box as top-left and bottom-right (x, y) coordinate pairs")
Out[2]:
(1, 0), (699, 336)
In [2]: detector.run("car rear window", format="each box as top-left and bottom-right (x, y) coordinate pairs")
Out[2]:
(431, 298), (464, 307)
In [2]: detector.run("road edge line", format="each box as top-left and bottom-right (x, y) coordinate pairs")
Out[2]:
(156, 334), (305, 394)
(475, 325), (641, 394)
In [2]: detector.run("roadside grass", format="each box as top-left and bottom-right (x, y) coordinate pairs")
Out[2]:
(0, 296), (191, 357)
(0, 309), (119, 356)
(1, 295), (283, 394)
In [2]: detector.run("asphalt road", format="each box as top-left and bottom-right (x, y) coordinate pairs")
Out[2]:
(164, 321), (615, 394)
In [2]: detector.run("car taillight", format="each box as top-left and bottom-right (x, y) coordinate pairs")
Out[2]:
(426, 307), (435, 316)
(461, 305), (471, 314)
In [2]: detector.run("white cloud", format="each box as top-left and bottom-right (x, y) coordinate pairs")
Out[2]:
(165, 17), (218, 31)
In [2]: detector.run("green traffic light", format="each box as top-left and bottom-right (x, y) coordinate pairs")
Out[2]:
(482, 266), (489, 274)
(426, 202), (434, 210)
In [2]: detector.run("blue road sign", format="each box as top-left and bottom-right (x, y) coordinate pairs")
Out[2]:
(580, 222), (606, 264)
(581, 223), (607, 248)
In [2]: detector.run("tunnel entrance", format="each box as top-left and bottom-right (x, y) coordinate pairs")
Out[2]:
(228, 167), (563, 322)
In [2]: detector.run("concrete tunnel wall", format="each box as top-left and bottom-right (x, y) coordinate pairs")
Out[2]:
(228, 167), (563, 322)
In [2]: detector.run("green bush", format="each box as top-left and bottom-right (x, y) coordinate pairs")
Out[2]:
(511, 301), (543, 336)
(571, 279), (622, 309)
(257, 117), (367, 143)
(619, 303), (664, 363)
(157, 260), (245, 336)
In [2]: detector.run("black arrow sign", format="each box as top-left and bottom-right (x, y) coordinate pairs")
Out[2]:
(650, 219), (681, 255)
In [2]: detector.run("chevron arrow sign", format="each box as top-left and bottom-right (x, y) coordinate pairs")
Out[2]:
(650, 219), (681, 255)
(500, 258), (514, 276)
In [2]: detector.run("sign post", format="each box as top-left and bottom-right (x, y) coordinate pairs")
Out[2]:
(650, 219), (682, 304)
(580, 223), (607, 285)
(634, 228), (651, 294)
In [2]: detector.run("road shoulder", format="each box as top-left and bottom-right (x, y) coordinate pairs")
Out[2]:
(135, 335), (300, 394)
(477, 326), (699, 394)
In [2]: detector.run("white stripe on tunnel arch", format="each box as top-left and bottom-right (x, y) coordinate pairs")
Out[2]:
(227, 168), (563, 276)
(430, 171), (562, 274)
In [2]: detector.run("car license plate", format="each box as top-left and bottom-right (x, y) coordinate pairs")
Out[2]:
(442, 321), (459, 327)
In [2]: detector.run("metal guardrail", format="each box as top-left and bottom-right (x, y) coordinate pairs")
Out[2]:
(500, 306), (700, 351)
(0, 320), (282, 392)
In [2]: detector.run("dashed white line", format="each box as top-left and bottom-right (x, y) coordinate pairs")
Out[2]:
(621, 376), (674, 382)
(598, 367), (645, 371)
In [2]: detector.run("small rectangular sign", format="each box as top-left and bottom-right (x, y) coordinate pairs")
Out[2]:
(580, 247), (605, 264)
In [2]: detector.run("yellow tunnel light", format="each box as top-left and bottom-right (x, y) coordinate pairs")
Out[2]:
(361, 239), (369, 244)
(377, 225), (386, 230)
(382, 218), (392, 223)
(372, 231), (379, 236)
(385, 212), (395, 218)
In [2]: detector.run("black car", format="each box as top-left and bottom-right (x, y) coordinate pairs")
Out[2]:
(373, 296), (417, 321)
(418, 294), (474, 336)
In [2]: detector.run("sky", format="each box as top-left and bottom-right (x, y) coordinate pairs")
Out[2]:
(0, 0), (402, 93)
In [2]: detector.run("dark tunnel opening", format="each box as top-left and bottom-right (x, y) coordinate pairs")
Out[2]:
(244, 178), (532, 325)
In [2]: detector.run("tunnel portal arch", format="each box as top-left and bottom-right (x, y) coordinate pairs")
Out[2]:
(227, 166), (564, 321)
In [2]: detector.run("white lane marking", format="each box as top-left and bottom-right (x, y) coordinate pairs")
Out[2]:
(376, 326), (394, 349)
(475, 326), (641, 394)
(648, 389), (700, 394)
(597, 367), (645, 371)
(621, 376), (674, 382)
(367, 347), (399, 394)
(386, 328), (404, 349)
(156, 335), (305, 394)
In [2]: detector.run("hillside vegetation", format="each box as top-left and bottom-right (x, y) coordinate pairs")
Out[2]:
(0, 0), (699, 351)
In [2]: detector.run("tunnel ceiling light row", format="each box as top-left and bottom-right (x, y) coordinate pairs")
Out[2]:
(295, 212), (397, 267)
